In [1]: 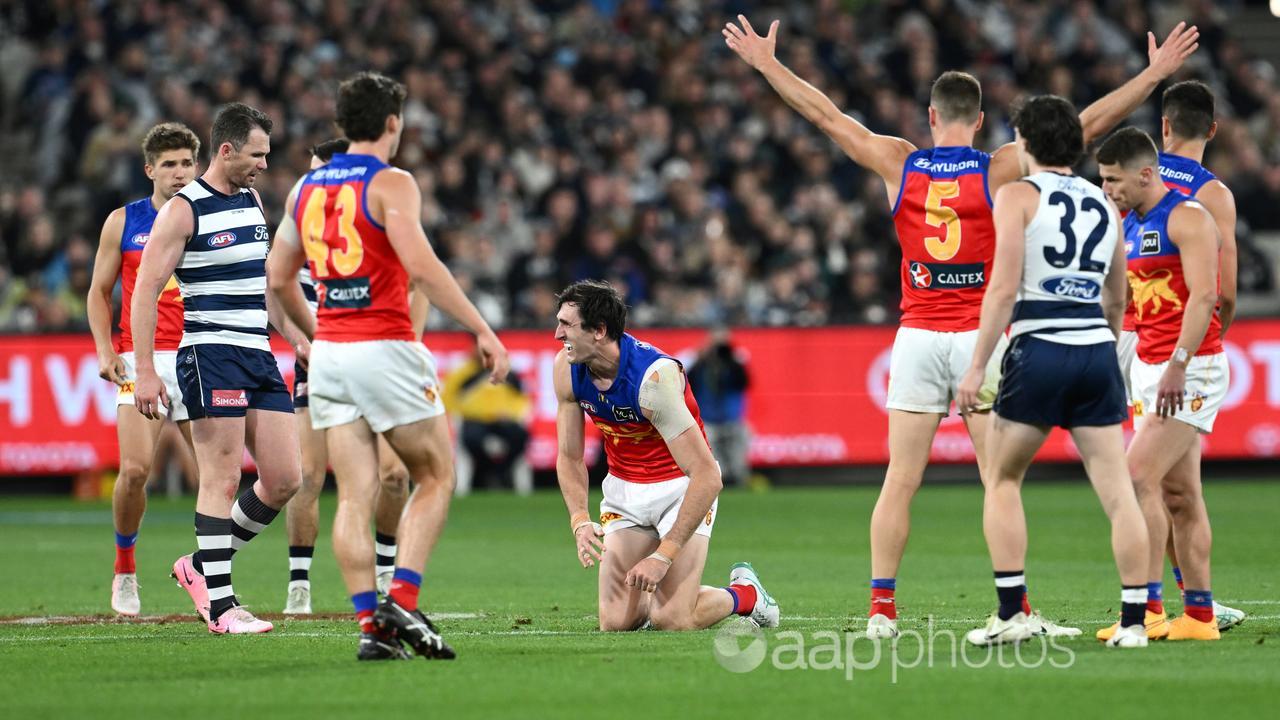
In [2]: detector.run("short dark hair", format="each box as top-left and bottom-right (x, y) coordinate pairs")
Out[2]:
(210, 102), (272, 152)
(1096, 126), (1159, 170)
(141, 122), (200, 165)
(556, 280), (627, 340)
(311, 137), (350, 162)
(336, 72), (407, 142)
(930, 71), (982, 124)
(1012, 95), (1083, 167)
(1162, 80), (1215, 140)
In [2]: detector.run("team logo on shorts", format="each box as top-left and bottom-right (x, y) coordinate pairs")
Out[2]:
(705, 509), (714, 526)
(424, 385), (438, 405)
(1133, 400), (1144, 417)
(1190, 394), (1205, 412)
(211, 389), (248, 408)
(118, 381), (136, 396)
(599, 512), (623, 526)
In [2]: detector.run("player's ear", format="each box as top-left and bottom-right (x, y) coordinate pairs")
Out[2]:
(1205, 121), (1217, 142)
(973, 110), (984, 133)
(927, 106), (937, 129)
(144, 164), (154, 180)
(1161, 117), (1171, 141)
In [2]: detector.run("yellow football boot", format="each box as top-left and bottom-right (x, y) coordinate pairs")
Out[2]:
(1095, 610), (1169, 641)
(1167, 614), (1221, 641)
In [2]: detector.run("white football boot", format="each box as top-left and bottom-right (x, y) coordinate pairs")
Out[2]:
(729, 562), (780, 627)
(966, 612), (1035, 646)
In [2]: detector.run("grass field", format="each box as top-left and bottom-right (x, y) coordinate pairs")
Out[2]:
(1, 481), (1277, 719)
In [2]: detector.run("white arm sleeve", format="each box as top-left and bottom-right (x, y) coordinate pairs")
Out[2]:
(638, 359), (697, 442)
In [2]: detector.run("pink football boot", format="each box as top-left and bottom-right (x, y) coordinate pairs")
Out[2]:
(171, 554), (210, 622)
(208, 606), (273, 634)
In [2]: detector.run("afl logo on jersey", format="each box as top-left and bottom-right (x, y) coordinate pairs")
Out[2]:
(208, 232), (237, 248)
(1040, 276), (1101, 300)
(909, 262), (932, 288)
(130, 233), (150, 247)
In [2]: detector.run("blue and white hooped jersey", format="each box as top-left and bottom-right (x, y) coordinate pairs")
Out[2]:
(173, 178), (271, 351)
(1009, 171), (1120, 346)
(298, 265), (318, 316)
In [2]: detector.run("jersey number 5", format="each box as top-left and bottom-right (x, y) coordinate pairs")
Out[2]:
(925, 181), (961, 261)
(301, 186), (365, 278)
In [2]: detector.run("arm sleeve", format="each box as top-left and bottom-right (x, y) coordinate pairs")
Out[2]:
(638, 359), (698, 442)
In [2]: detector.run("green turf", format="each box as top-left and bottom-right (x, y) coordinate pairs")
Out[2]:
(0, 482), (1276, 719)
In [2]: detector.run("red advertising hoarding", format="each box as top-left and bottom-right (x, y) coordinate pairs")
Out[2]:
(1, 322), (1277, 474)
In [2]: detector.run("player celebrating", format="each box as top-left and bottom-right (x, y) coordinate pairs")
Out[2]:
(1096, 128), (1226, 641)
(552, 280), (779, 632)
(87, 122), (200, 616)
(956, 96), (1148, 648)
(724, 14), (1198, 639)
(268, 72), (509, 661)
(1111, 81), (1244, 632)
(273, 137), (420, 615)
(132, 103), (301, 634)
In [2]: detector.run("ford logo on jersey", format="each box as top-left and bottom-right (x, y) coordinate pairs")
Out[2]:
(208, 232), (237, 248)
(909, 261), (985, 289)
(1040, 275), (1101, 300)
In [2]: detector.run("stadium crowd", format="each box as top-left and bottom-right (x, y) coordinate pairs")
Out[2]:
(0, 0), (1276, 333)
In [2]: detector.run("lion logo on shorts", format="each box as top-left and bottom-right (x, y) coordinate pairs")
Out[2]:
(1190, 394), (1205, 413)
(599, 512), (623, 526)
(1133, 400), (1144, 417)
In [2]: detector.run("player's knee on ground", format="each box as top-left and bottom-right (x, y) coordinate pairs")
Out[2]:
(117, 458), (151, 492)
(647, 606), (699, 632)
(598, 603), (645, 632)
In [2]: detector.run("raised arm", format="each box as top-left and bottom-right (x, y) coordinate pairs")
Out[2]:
(373, 169), (509, 382)
(130, 197), (193, 418)
(553, 350), (602, 568)
(957, 181), (1035, 413)
(990, 23), (1200, 191)
(1079, 22), (1199, 144)
(723, 15), (915, 199)
(1195, 180), (1237, 336)
(87, 208), (126, 385)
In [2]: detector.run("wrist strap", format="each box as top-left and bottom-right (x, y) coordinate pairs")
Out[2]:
(647, 551), (673, 566)
(570, 512), (592, 534)
(656, 539), (682, 561)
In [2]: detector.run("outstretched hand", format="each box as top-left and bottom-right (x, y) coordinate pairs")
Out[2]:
(722, 15), (779, 70)
(1147, 21), (1199, 80)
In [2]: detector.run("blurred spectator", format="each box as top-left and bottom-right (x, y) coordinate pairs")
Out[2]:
(442, 350), (533, 490)
(687, 328), (750, 487)
(0, 1), (1277, 332)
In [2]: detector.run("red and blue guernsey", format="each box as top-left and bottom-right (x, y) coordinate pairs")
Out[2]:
(571, 333), (706, 483)
(293, 153), (414, 342)
(1123, 189), (1223, 364)
(1123, 152), (1219, 332)
(116, 197), (184, 353)
(891, 146), (995, 332)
